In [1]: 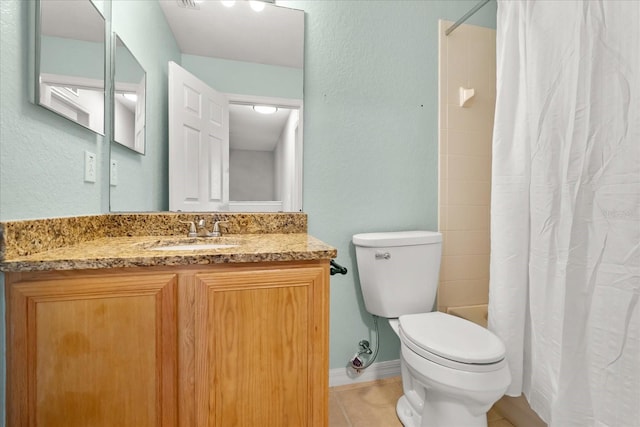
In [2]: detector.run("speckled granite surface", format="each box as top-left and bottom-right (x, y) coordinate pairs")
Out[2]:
(0, 213), (336, 272)
(1, 212), (307, 258)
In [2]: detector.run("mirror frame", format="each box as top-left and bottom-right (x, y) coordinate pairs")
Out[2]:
(33, 0), (107, 135)
(112, 32), (147, 155)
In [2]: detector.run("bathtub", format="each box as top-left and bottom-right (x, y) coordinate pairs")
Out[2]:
(446, 305), (547, 427)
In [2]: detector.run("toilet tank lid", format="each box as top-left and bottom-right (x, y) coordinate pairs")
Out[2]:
(353, 231), (442, 247)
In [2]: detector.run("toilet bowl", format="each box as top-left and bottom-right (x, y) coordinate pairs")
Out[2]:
(353, 231), (511, 427)
(389, 314), (511, 427)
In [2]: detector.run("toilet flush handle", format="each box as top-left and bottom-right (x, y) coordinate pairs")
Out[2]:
(375, 251), (391, 260)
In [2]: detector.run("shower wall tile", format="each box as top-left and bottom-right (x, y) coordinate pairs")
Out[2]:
(448, 181), (491, 205)
(447, 104), (494, 133)
(446, 206), (490, 231)
(468, 28), (497, 98)
(440, 254), (490, 282)
(439, 156), (449, 205)
(448, 155), (492, 182)
(443, 230), (490, 256)
(447, 130), (492, 157)
(445, 56), (469, 105)
(437, 279), (491, 311)
(438, 20), (496, 312)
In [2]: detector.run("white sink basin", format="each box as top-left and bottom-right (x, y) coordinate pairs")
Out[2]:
(152, 243), (239, 251)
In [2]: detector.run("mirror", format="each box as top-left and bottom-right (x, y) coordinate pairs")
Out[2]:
(109, 0), (304, 212)
(228, 97), (303, 212)
(113, 34), (146, 154)
(36, 0), (105, 135)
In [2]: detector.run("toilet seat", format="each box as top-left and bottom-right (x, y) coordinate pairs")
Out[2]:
(398, 312), (506, 373)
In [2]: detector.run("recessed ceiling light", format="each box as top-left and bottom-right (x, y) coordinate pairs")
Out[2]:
(253, 105), (278, 114)
(123, 93), (138, 102)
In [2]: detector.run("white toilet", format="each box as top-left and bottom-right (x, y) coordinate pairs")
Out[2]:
(352, 231), (511, 427)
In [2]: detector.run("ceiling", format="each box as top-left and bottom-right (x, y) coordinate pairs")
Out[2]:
(158, 0), (304, 69)
(40, 0), (105, 42)
(229, 104), (293, 151)
(158, 0), (304, 152)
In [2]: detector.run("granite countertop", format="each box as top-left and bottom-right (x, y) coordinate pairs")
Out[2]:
(0, 233), (337, 272)
(0, 213), (337, 272)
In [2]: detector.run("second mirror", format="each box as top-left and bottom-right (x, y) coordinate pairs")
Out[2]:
(113, 34), (146, 154)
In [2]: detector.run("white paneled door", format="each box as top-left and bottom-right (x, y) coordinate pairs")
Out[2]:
(168, 61), (229, 211)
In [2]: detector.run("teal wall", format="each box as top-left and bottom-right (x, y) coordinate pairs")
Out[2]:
(1, 1), (109, 424)
(0, 1), (496, 422)
(284, 0), (497, 369)
(114, 42), (145, 85)
(110, 0), (181, 212)
(182, 54), (303, 100)
(0, 0), (108, 221)
(40, 36), (104, 80)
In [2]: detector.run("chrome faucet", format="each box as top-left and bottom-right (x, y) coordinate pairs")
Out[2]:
(210, 220), (229, 237)
(179, 220), (198, 237)
(180, 218), (229, 237)
(193, 218), (229, 237)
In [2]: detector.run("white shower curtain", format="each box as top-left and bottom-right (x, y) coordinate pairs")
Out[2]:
(488, 1), (640, 426)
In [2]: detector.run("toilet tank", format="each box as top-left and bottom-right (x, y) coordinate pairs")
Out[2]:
(352, 231), (442, 318)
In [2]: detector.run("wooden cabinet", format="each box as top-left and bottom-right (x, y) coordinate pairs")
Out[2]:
(181, 263), (329, 426)
(6, 271), (178, 427)
(6, 260), (329, 427)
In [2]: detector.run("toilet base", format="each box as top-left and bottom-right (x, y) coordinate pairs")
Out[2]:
(396, 395), (420, 427)
(395, 345), (508, 427)
(396, 393), (488, 427)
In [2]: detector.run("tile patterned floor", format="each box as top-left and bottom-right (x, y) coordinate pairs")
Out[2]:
(329, 376), (514, 427)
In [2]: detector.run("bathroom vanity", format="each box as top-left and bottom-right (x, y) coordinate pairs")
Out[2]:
(1, 213), (335, 427)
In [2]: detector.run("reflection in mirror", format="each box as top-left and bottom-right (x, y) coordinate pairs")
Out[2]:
(110, 0), (304, 212)
(36, 0), (105, 135)
(228, 101), (302, 212)
(113, 34), (146, 154)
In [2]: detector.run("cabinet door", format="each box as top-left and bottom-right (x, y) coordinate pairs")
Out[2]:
(6, 273), (178, 427)
(190, 265), (328, 426)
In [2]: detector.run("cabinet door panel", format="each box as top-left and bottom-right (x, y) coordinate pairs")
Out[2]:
(7, 273), (178, 427)
(194, 266), (328, 426)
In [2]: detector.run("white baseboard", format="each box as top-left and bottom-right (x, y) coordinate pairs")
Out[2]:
(329, 359), (401, 387)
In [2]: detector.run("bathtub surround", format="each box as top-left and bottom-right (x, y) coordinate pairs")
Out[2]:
(437, 20), (496, 313)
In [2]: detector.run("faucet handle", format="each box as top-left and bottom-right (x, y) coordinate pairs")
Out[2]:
(179, 220), (198, 237)
(212, 220), (229, 237)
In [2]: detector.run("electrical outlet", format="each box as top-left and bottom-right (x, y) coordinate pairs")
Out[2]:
(84, 151), (96, 183)
(110, 159), (118, 186)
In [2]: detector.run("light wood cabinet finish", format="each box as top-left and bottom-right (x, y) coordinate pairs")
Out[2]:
(6, 271), (178, 427)
(6, 260), (330, 427)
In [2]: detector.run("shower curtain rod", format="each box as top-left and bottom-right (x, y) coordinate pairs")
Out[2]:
(445, 0), (492, 36)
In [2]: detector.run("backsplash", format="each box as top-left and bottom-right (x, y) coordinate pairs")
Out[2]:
(0, 212), (307, 259)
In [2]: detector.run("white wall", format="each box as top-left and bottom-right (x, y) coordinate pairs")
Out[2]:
(229, 149), (276, 201)
(275, 109), (299, 211)
(113, 98), (134, 148)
